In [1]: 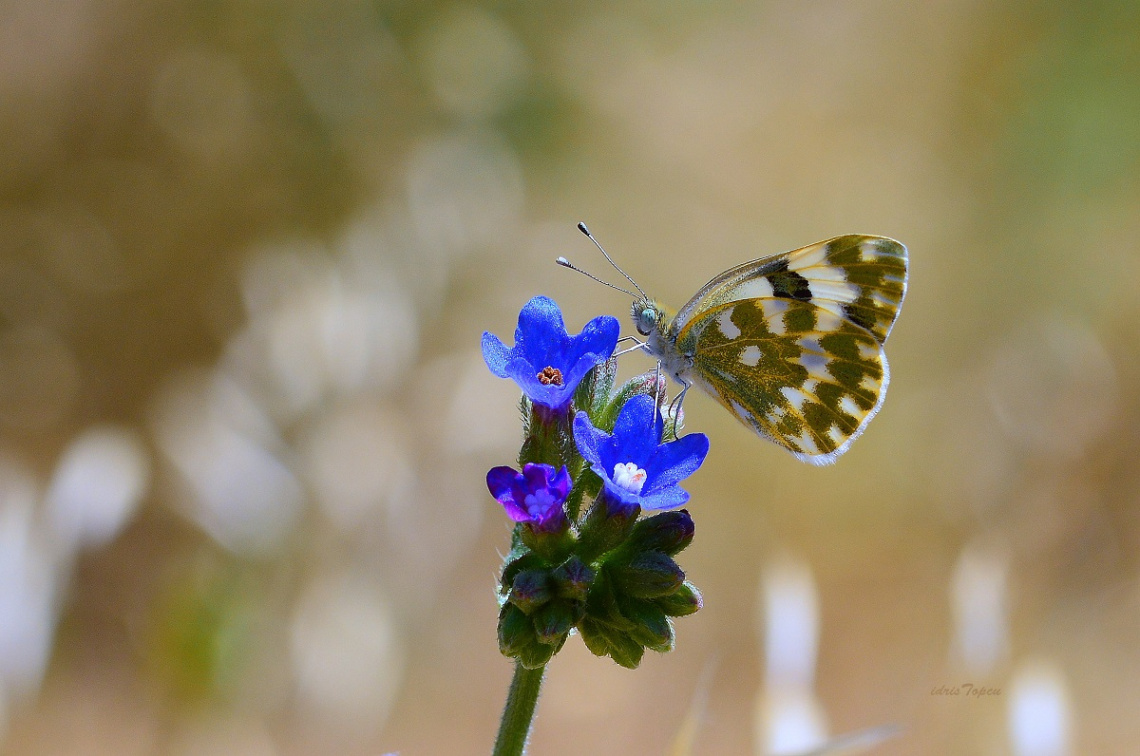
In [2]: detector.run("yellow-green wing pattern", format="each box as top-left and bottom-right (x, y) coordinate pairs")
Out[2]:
(669, 235), (906, 464)
(673, 235), (907, 345)
(676, 298), (888, 464)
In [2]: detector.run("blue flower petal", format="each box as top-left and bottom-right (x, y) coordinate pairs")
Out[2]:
(487, 465), (529, 522)
(573, 394), (708, 513)
(561, 315), (621, 389)
(644, 432), (710, 495)
(638, 487), (691, 511)
(548, 465), (572, 500)
(573, 412), (610, 469)
(515, 296), (568, 366)
(483, 298), (619, 409)
(610, 394), (662, 462)
(481, 332), (513, 377)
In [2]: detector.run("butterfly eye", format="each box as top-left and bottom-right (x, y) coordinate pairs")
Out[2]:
(636, 308), (657, 336)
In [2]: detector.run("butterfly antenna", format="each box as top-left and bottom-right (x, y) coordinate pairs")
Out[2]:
(555, 257), (636, 297)
(577, 222), (648, 299)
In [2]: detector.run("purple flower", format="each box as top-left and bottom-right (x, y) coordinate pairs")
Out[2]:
(483, 296), (620, 410)
(574, 394), (709, 512)
(487, 463), (572, 532)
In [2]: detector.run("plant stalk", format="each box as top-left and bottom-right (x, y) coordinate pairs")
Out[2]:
(492, 662), (546, 756)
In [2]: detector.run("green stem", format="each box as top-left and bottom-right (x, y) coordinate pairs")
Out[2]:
(492, 663), (546, 756)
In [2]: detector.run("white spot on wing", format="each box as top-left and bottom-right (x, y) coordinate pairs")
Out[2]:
(859, 241), (880, 262)
(870, 290), (896, 307)
(814, 307), (842, 333)
(781, 387), (808, 412)
(731, 277), (775, 299)
(716, 309), (741, 339)
(860, 374), (881, 393)
(857, 340), (880, 361)
(798, 337), (823, 354)
(730, 400), (750, 420)
(786, 245), (829, 271)
(741, 346), (762, 366)
(792, 428), (819, 455)
(800, 264), (846, 282)
(763, 300), (789, 335)
(799, 352), (830, 379)
(827, 425), (845, 444)
(805, 280), (860, 304)
(839, 396), (860, 417)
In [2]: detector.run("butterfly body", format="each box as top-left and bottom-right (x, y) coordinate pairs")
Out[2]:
(632, 235), (908, 465)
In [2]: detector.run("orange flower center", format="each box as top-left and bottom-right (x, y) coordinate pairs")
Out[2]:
(537, 366), (564, 385)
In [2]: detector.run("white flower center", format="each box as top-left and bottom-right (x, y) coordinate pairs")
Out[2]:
(612, 462), (648, 495)
(524, 489), (557, 517)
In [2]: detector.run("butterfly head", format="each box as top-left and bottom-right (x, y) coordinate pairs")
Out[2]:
(631, 298), (673, 338)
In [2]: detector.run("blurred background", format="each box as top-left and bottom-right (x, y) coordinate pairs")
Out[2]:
(1, 1), (1138, 754)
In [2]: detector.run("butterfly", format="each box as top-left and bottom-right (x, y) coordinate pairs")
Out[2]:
(560, 225), (908, 465)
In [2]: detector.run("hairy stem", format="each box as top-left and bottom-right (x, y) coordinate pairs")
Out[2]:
(492, 663), (546, 756)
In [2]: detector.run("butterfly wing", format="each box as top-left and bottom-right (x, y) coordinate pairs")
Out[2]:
(672, 235), (907, 464)
(673, 235), (907, 344)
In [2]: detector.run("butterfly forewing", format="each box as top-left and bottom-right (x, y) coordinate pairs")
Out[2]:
(673, 235), (907, 345)
(664, 235), (906, 464)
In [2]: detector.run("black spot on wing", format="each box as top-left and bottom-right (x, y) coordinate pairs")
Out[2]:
(843, 302), (877, 335)
(766, 265), (813, 301)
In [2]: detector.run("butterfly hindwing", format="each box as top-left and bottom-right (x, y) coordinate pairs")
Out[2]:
(675, 298), (889, 464)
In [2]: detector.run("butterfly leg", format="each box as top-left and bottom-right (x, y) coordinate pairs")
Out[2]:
(613, 335), (647, 358)
(666, 378), (691, 439)
(652, 360), (663, 421)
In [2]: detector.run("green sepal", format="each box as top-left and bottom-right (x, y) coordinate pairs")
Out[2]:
(551, 556), (594, 602)
(618, 596), (674, 652)
(533, 601), (575, 645)
(519, 525), (574, 565)
(583, 569), (633, 631)
(508, 569), (552, 615)
(578, 618), (645, 669)
(517, 402), (575, 469)
(654, 581), (703, 617)
(610, 551), (685, 599)
(564, 467), (601, 523)
(516, 635), (558, 669)
(500, 543), (544, 593)
(577, 497), (639, 563)
(573, 357), (618, 418)
(498, 602), (535, 657)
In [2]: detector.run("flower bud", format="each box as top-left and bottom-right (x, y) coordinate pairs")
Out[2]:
(508, 569), (552, 614)
(517, 635), (558, 669)
(611, 551), (685, 598)
(619, 597), (674, 652)
(498, 602), (535, 656)
(624, 509), (695, 556)
(500, 548), (544, 592)
(551, 556), (595, 602)
(578, 617), (646, 670)
(533, 601), (574, 645)
(654, 581), (703, 617)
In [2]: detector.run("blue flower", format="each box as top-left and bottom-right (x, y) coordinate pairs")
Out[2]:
(483, 296), (620, 410)
(487, 463), (572, 532)
(573, 394), (709, 512)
